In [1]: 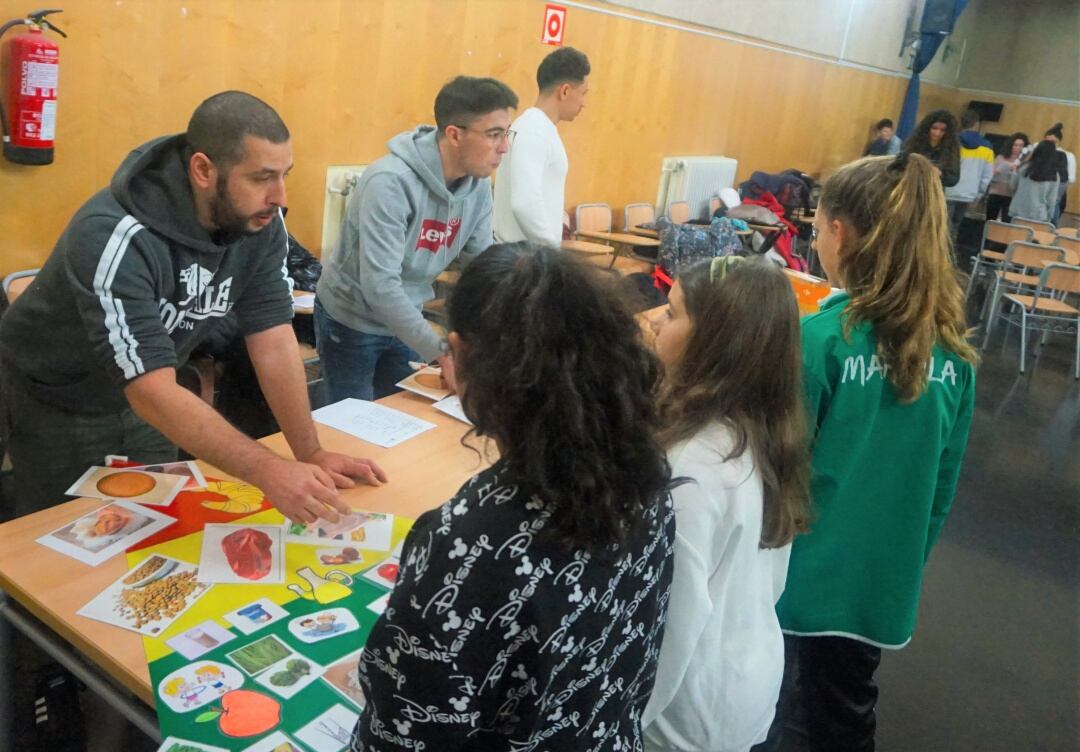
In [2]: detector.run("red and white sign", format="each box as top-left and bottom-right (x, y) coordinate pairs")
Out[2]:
(542, 4), (567, 46)
(415, 217), (462, 253)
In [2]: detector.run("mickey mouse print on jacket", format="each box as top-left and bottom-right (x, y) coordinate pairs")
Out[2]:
(350, 460), (676, 752)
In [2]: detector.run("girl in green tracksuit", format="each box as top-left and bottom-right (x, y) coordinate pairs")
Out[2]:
(770, 152), (979, 752)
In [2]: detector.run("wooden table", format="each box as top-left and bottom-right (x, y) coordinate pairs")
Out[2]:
(630, 226), (659, 239)
(0, 391), (481, 729)
(562, 239), (614, 256)
(576, 230), (661, 249)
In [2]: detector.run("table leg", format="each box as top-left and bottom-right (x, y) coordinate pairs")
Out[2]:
(0, 591), (13, 752)
(0, 593), (161, 745)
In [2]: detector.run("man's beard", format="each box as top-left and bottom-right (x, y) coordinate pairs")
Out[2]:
(210, 174), (264, 237)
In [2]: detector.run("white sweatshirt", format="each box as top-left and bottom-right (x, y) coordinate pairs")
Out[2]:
(493, 107), (568, 247)
(643, 422), (790, 752)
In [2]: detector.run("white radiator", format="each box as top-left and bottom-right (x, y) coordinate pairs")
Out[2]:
(656, 156), (739, 221)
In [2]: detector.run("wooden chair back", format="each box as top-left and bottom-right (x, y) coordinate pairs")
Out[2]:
(983, 220), (1031, 249)
(667, 200), (691, 225)
(1012, 216), (1056, 233)
(623, 203), (655, 230)
(1005, 241), (1065, 270)
(575, 203), (612, 234)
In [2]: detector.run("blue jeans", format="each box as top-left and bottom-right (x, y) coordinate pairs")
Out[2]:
(313, 299), (420, 402)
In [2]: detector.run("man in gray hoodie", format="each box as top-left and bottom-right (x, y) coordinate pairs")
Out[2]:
(0, 91), (385, 521)
(315, 76), (518, 401)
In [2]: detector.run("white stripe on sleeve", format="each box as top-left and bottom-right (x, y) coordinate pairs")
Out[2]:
(93, 215), (146, 379)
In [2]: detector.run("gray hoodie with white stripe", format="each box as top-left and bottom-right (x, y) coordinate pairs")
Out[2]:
(0, 134), (293, 414)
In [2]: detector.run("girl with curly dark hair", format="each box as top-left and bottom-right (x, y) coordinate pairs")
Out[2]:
(351, 243), (676, 752)
(902, 109), (961, 187)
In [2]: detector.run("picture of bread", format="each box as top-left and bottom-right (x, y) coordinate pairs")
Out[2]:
(96, 471), (157, 498)
(414, 373), (445, 390)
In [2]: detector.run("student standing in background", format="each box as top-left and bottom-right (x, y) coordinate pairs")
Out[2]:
(902, 110), (960, 188)
(315, 76), (518, 400)
(944, 110), (994, 238)
(770, 152), (977, 751)
(863, 118), (901, 156)
(494, 47), (590, 246)
(1010, 141), (1063, 223)
(986, 132), (1028, 223)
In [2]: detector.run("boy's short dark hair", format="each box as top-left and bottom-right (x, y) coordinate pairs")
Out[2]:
(434, 76), (518, 132)
(875, 118), (894, 131)
(960, 109), (980, 129)
(186, 91), (289, 171)
(536, 47), (591, 91)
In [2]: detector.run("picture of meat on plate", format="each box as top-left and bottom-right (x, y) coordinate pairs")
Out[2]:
(221, 528), (274, 580)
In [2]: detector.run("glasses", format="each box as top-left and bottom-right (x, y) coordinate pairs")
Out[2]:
(452, 124), (514, 146)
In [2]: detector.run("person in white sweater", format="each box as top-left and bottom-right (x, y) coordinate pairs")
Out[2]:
(645, 256), (811, 752)
(493, 47), (589, 246)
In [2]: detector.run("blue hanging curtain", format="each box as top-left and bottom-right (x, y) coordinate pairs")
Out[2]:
(897, 0), (969, 139)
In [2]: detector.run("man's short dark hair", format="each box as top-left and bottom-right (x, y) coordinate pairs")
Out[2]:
(186, 91), (289, 170)
(537, 47), (590, 91)
(875, 118), (894, 131)
(434, 76), (519, 132)
(960, 109), (980, 129)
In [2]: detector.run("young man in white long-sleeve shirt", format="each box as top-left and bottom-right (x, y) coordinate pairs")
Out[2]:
(493, 47), (590, 247)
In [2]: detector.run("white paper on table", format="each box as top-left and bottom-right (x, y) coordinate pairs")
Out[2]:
(432, 394), (472, 425)
(292, 293), (316, 308)
(37, 501), (176, 566)
(312, 398), (435, 448)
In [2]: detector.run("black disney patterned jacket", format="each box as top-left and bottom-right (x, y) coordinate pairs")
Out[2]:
(351, 460), (676, 752)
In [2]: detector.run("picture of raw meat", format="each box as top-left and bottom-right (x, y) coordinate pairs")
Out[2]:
(221, 528), (274, 580)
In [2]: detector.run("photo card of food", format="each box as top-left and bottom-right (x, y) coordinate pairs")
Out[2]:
(226, 634), (296, 677)
(198, 524), (285, 585)
(223, 597), (290, 635)
(253, 653), (326, 699)
(66, 466), (187, 506)
(286, 510), (393, 551)
(395, 366), (451, 401)
(37, 501), (176, 566)
(77, 554), (212, 636)
(125, 460), (208, 490)
(360, 556), (401, 590)
(241, 731), (306, 752)
(322, 648), (366, 709)
(165, 620), (238, 660)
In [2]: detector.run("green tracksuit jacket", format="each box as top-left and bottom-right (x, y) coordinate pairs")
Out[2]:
(777, 292), (976, 648)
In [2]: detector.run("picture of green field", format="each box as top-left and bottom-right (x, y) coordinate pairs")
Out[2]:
(226, 635), (293, 675)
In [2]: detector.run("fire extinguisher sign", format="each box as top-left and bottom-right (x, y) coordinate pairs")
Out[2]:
(541, 4), (566, 46)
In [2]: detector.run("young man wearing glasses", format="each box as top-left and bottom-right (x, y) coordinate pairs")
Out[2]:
(494, 47), (590, 247)
(315, 76), (517, 400)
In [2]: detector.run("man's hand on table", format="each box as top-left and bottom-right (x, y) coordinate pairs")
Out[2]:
(248, 452), (387, 525)
(305, 448), (388, 490)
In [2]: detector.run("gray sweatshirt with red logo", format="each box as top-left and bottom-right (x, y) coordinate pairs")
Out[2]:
(316, 126), (494, 361)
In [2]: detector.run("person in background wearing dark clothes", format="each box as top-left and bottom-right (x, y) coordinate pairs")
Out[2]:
(863, 118), (901, 157)
(1042, 123), (1075, 224)
(902, 110), (960, 188)
(1010, 141), (1062, 223)
(986, 133), (1028, 222)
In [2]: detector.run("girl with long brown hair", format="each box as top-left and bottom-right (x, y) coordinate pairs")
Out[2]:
(771, 152), (978, 751)
(643, 256), (810, 752)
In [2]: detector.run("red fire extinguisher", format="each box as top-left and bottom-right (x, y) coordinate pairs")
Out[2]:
(0, 8), (65, 165)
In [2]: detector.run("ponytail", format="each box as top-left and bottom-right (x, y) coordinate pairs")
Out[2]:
(818, 154), (977, 402)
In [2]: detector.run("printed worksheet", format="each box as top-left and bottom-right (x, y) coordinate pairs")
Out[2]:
(312, 399), (435, 448)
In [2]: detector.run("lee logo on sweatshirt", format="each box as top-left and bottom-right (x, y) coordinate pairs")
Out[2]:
(416, 217), (461, 253)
